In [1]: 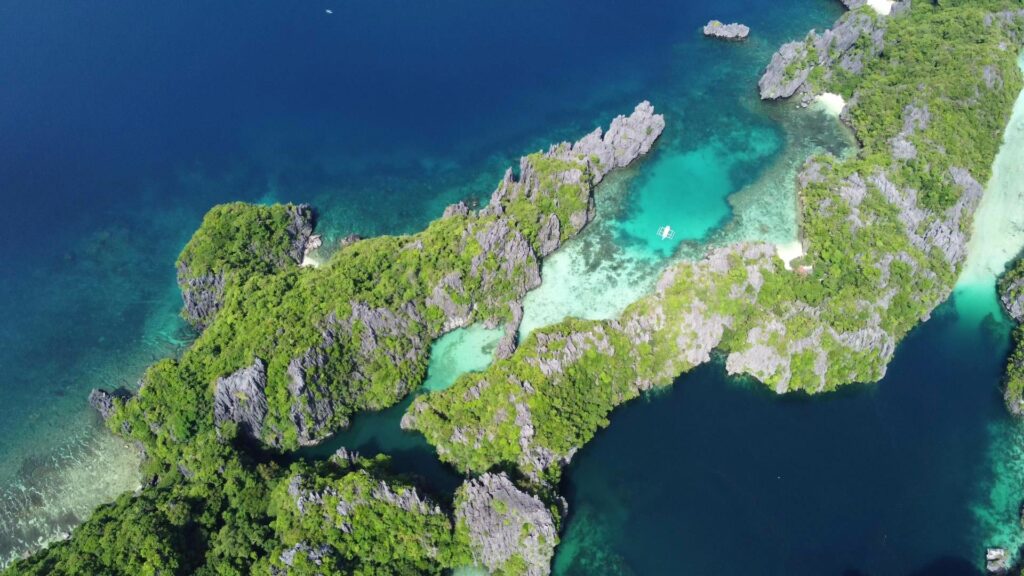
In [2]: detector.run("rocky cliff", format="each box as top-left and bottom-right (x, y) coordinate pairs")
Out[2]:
(999, 258), (1024, 415)
(176, 203), (316, 331)
(455, 473), (559, 576)
(703, 20), (750, 40)
(408, 0), (1024, 484)
(758, 2), (903, 101)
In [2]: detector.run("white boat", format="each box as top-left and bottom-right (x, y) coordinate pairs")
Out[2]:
(325, 9), (333, 14)
(657, 225), (674, 240)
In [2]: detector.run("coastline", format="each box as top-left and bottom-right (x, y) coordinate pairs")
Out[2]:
(6, 1), (1024, 574)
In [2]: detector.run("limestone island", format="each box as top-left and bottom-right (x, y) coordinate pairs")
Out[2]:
(703, 20), (750, 40)
(7, 2), (1024, 575)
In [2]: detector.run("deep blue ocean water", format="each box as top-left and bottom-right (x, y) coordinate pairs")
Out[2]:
(2, 0), (1022, 572)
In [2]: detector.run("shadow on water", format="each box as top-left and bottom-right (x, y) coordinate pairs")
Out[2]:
(289, 395), (464, 498)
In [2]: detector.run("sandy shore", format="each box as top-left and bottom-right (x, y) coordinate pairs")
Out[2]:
(775, 240), (805, 271)
(958, 53), (1024, 289)
(814, 92), (846, 117)
(867, 0), (895, 15)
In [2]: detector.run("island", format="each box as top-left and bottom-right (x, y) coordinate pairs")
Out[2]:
(6, 1), (1024, 575)
(703, 20), (750, 40)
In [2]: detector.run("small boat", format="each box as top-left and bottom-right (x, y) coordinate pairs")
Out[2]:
(325, 9), (333, 14)
(657, 225), (674, 240)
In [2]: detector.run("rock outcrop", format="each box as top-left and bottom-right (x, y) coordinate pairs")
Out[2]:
(177, 204), (316, 331)
(1001, 273), (1024, 323)
(456, 473), (558, 576)
(213, 358), (270, 439)
(177, 268), (226, 333)
(703, 20), (750, 40)
(273, 469), (450, 574)
(758, 41), (812, 100)
(986, 547), (1011, 575)
(88, 388), (133, 421)
(758, 5), (893, 101)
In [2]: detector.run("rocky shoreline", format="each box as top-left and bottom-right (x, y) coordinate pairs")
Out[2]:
(17, 1), (1024, 574)
(703, 20), (750, 40)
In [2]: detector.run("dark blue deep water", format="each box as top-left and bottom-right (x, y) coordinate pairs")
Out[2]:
(2, 0), (1021, 573)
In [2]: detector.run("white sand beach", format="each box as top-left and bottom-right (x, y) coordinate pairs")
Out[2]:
(958, 53), (1024, 289)
(775, 240), (805, 271)
(814, 92), (847, 117)
(867, 0), (895, 15)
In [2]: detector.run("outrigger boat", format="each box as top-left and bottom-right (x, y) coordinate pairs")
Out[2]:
(657, 225), (674, 240)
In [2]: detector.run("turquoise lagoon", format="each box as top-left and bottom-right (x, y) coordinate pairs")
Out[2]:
(2, 0), (1024, 574)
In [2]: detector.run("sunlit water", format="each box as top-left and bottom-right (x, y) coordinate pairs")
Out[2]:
(5, 0), (1024, 573)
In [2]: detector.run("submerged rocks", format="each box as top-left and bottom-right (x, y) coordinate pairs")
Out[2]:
(703, 20), (750, 40)
(456, 473), (558, 576)
(213, 358), (270, 439)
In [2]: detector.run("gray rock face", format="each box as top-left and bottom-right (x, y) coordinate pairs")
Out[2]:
(703, 21), (750, 40)
(284, 301), (428, 446)
(569, 101), (665, 183)
(442, 201), (470, 219)
(985, 9), (1024, 45)
(758, 41), (812, 100)
(284, 204), (317, 263)
(456, 473), (558, 576)
(758, 9), (886, 100)
(213, 358), (269, 439)
(88, 388), (132, 421)
(278, 542), (334, 571)
(1000, 276), (1024, 323)
(286, 321), (347, 446)
(178, 204), (316, 332)
(986, 547), (1011, 575)
(889, 104), (930, 161)
(177, 268), (226, 332)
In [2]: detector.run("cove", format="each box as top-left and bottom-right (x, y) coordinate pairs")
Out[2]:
(294, 325), (503, 496)
(554, 293), (1013, 576)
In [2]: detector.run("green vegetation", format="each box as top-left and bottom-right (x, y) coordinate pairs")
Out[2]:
(258, 459), (470, 575)
(109, 138), (603, 480)
(6, 427), (279, 576)
(175, 202), (313, 330)
(408, 0), (1024, 480)
(177, 202), (311, 280)
(408, 248), (774, 481)
(6, 125), (617, 574)
(7, 3), (1024, 574)
(999, 257), (1024, 413)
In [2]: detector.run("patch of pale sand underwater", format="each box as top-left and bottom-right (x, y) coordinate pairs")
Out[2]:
(957, 52), (1024, 303)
